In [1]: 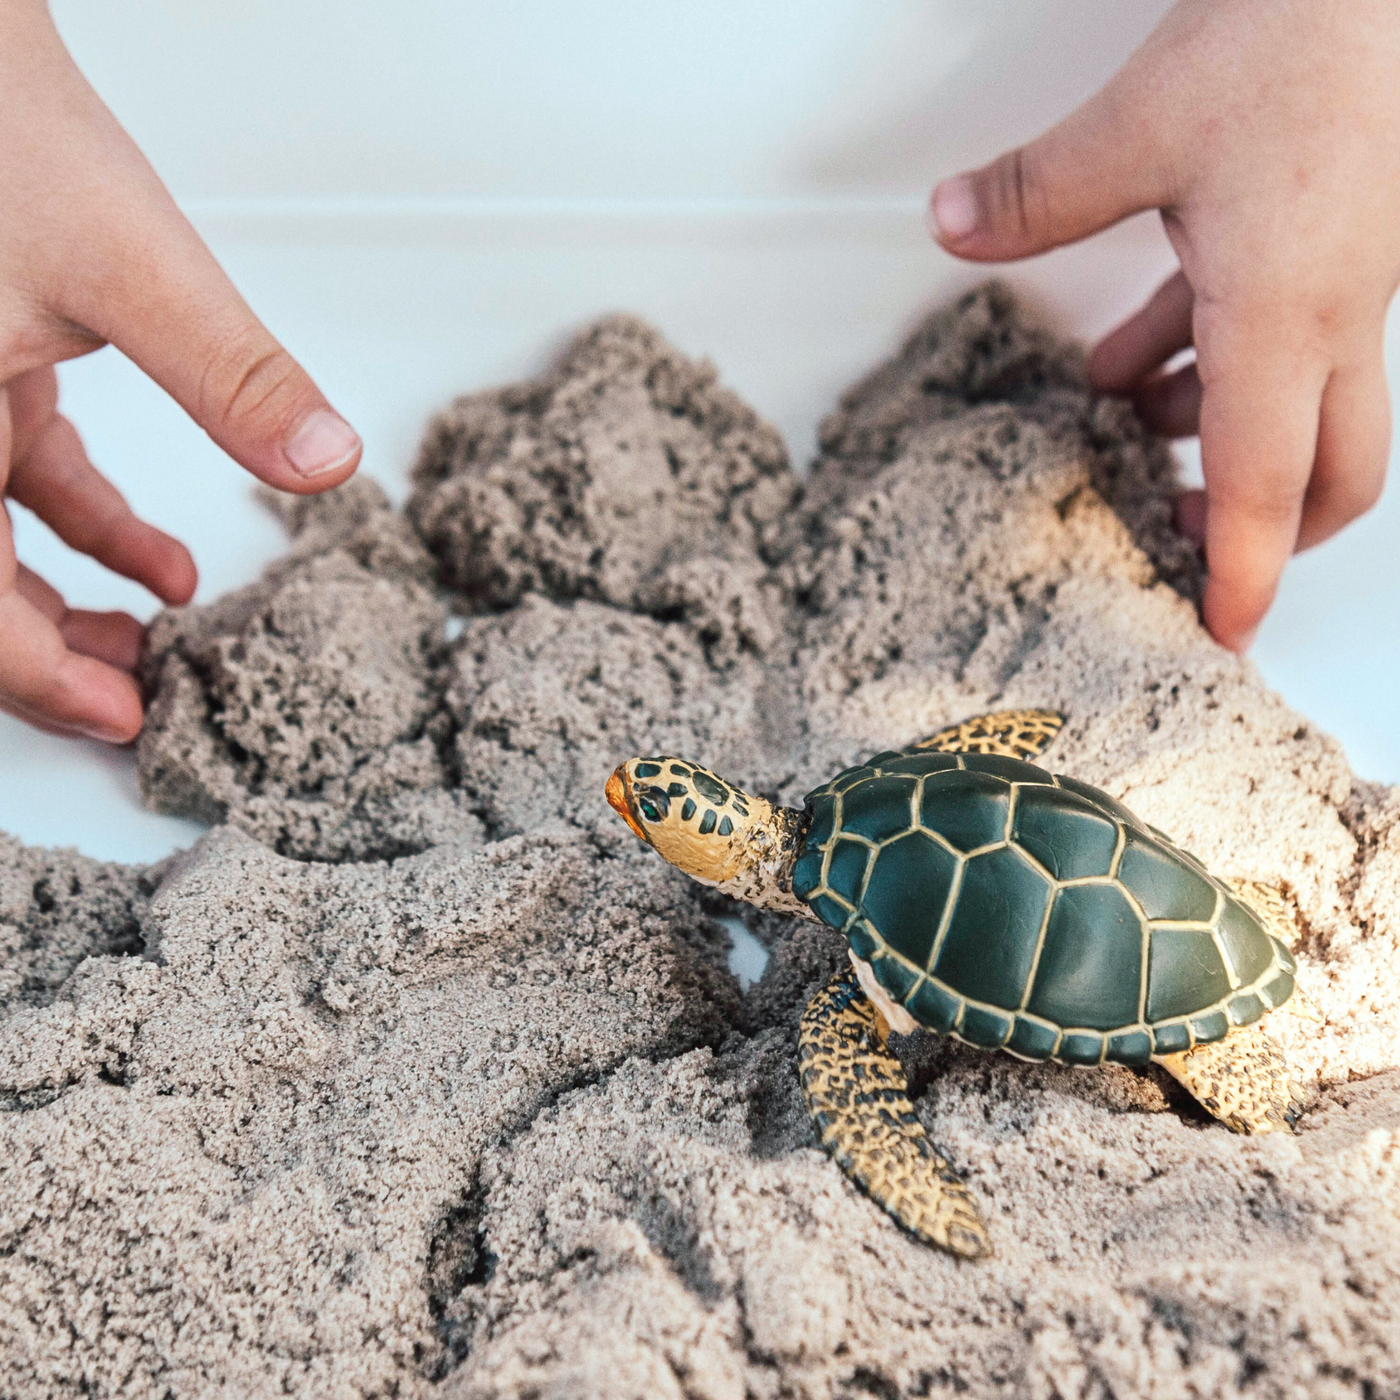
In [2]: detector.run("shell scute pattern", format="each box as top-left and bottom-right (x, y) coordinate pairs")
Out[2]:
(847, 921), (880, 963)
(1106, 1029), (1154, 1064)
(960, 1004), (1013, 1048)
(839, 776), (920, 844)
(960, 753), (1056, 785)
(1227, 990), (1266, 1026)
(1117, 829), (1220, 922)
(797, 750), (1295, 1065)
(1054, 775), (1145, 833)
(1216, 899), (1276, 984)
(809, 893), (853, 933)
(932, 846), (1049, 1009)
(1011, 786), (1119, 880)
(859, 832), (958, 966)
(919, 770), (1010, 853)
(825, 840), (873, 906)
(1146, 925), (1232, 1022)
(829, 766), (877, 794)
(1007, 1017), (1059, 1061)
(906, 977), (961, 1034)
(1192, 1008), (1230, 1043)
(879, 752), (962, 779)
(1027, 883), (1142, 1031)
(1058, 1031), (1108, 1065)
(791, 848), (825, 901)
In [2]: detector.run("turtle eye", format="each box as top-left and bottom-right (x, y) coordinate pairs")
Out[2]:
(636, 787), (670, 823)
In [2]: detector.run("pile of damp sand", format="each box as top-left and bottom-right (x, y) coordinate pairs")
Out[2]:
(1, 285), (1397, 1400)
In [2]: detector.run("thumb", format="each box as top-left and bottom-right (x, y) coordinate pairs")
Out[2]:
(929, 82), (1169, 262)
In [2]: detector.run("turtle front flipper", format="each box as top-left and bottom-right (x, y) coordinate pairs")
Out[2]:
(1155, 1023), (1308, 1134)
(797, 966), (991, 1259)
(911, 708), (1064, 761)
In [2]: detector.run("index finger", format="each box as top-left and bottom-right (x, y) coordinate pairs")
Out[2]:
(28, 70), (361, 495)
(1194, 309), (1327, 651)
(71, 199), (362, 495)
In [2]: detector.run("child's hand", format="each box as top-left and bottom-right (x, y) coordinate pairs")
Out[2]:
(0, 1), (360, 743)
(929, 0), (1400, 652)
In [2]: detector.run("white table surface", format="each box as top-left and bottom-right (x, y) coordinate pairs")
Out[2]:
(2, 3), (1395, 865)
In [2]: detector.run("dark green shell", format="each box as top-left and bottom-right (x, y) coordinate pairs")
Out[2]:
(791, 750), (1296, 1067)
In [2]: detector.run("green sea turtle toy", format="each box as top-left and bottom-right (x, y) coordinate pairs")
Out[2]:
(607, 708), (1308, 1260)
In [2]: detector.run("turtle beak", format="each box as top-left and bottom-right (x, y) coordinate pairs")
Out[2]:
(606, 765), (650, 843)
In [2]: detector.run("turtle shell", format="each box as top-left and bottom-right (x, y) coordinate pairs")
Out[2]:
(791, 751), (1295, 1067)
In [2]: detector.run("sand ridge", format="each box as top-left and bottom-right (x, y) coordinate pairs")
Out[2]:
(0, 285), (1395, 1398)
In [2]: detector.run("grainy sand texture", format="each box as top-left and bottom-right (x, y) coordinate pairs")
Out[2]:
(2, 286), (1397, 1399)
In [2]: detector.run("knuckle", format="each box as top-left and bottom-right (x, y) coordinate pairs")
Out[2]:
(1208, 475), (1304, 529)
(987, 148), (1037, 239)
(200, 329), (307, 437)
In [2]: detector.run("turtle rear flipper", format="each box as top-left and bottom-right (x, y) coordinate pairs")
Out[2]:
(911, 708), (1064, 761)
(798, 967), (991, 1259)
(1155, 1021), (1308, 1133)
(1154, 875), (1309, 1133)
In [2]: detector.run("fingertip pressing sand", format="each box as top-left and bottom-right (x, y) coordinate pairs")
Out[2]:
(0, 285), (1395, 1398)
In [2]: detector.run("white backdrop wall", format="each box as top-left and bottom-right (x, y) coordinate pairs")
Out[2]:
(1, 1), (1394, 861)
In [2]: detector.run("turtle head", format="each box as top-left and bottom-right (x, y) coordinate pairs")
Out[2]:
(606, 756), (769, 888)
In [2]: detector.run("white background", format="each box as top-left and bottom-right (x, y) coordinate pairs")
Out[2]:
(3, 1), (1396, 864)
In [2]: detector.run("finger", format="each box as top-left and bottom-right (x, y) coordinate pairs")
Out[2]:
(1295, 355), (1391, 552)
(0, 581), (143, 742)
(1089, 271), (1195, 390)
(58, 609), (146, 671)
(1174, 489), (1207, 546)
(928, 77), (1169, 261)
(1133, 361), (1204, 439)
(13, 561), (63, 622)
(4, 364), (59, 449)
(7, 373), (196, 604)
(44, 145), (360, 494)
(14, 563), (145, 671)
(0, 464), (142, 740)
(1194, 311), (1328, 651)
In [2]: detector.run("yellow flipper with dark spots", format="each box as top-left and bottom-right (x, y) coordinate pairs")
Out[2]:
(798, 966), (991, 1259)
(1153, 876), (1310, 1133)
(1156, 1021), (1307, 1134)
(913, 708), (1065, 761)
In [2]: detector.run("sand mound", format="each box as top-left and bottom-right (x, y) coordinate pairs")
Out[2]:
(2, 286), (1396, 1399)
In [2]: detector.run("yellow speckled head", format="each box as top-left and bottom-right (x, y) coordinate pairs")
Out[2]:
(606, 756), (769, 886)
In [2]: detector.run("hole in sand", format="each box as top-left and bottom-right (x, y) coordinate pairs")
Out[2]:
(716, 914), (769, 991)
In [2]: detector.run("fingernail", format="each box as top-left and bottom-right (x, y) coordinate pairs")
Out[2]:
(929, 176), (979, 244)
(76, 721), (138, 745)
(284, 409), (361, 478)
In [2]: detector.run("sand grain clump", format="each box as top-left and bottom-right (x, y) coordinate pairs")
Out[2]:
(0, 286), (1393, 1399)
